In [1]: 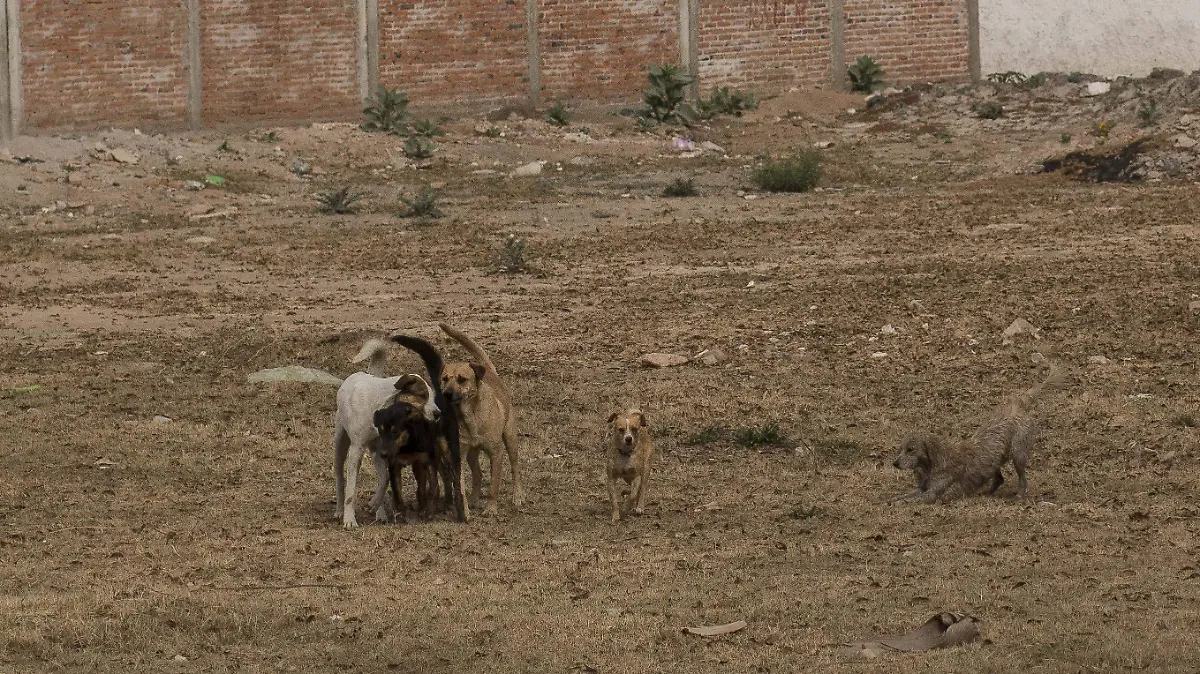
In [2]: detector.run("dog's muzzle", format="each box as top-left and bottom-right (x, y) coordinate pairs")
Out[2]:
(619, 435), (635, 455)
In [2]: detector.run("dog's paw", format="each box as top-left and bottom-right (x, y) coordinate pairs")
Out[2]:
(342, 515), (360, 529)
(632, 507), (645, 516)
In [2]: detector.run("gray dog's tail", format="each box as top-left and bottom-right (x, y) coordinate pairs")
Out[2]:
(351, 338), (389, 377)
(1012, 366), (1067, 413)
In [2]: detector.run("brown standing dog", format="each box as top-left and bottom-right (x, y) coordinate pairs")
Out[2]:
(437, 323), (522, 513)
(606, 410), (654, 523)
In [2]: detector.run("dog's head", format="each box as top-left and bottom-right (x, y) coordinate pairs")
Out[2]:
(440, 361), (487, 405)
(373, 400), (428, 460)
(393, 374), (439, 422)
(893, 434), (938, 472)
(608, 410), (648, 456)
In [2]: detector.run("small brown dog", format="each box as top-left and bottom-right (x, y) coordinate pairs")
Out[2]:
(437, 322), (522, 513)
(606, 410), (654, 523)
(893, 367), (1066, 503)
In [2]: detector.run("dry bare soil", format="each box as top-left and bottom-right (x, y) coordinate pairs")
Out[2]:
(2, 83), (1199, 673)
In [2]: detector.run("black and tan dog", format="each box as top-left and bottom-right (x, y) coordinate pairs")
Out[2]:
(606, 409), (654, 523)
(390, 333), (470, 522)
(437, 323), (522, 514)
(373, 396), (439, 520)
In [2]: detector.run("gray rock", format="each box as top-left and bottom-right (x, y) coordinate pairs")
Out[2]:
(290, 158), (312, 175)
(1173, 135), (1197, 150)
(511, 161), (544, 177)
(1088, 355), (1111, 365)
(696, 348), (729, 366)
(1001, 318), (1041, 345)
(110, 148), (139, 164)
(152, 415), (172, 424)
(184, 180), (205, 191)
(1084, 81), (1111, 97)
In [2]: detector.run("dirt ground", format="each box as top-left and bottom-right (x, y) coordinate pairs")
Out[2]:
(2, 75), (1200, 673)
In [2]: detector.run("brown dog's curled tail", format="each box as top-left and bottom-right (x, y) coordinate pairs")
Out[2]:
(438, 322), (498, 376)
(1012, 366), (1067, 413)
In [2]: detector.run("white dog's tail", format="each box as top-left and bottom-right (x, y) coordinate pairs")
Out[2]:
(351, 338), (389, 377)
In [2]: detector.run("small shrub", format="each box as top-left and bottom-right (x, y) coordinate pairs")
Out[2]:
(788, 505), (819, 520)
(1061, 133), (1072, 143)
(482, 125), (503, 138)
(543, 100), (571, 127)
(702, 86), (758, 116)
(409, 118), (445, 137)
(751, 151), (822, 193)
(635, 116), (658, 132)
(662, 177), (698, 198)
(1137, 99), (1160, 127)
(690, 426), (725, 445)
(496, 234), (530, 274)
(217, 140), (235, 153)
(398, 189), (443, 219)
(315, 187), (363, 214)
(848, 56), (884, 93)
(986, 71), (1027, 85)
(642, 64), (696, 124)
(1067, 72), (1084, 84)
(1172, 413), (1198, 429)
(403, 136), (436, 160)
(260, 131), (281, 143)
(935, 130), (953, 143)
(1093, 120), (1115, 137)
(974, 101), (1004, 119)
(1024, 72), (1047, 89)
(362, 85), (411, 134)
(734, 423), (788, 447)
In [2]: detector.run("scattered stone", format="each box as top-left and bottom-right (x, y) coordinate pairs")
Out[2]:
(562, 132), (593, 143)
(880, 324), (897, 336)
(672, 137), (695, 152)
(152, 415), (172, 424)
(1084, 81), (1111, 97)
(1030, 352), (1047, 364)
(184, 180), (205, 191)
(696, 348), (729, 366)
(1190, 300), (1200, 312)
(101, 233), (122, 241)
(814, 141), (835, 149)
(511, 161), (544, 177)
(290, 158), (312, 175)
(1180, 114), (1195, 127)
(94, 458), (116, 469)
(185, 236), (216, 247)
(110, 148), (139, 164)
(568, 156), (597, 166)
(871, 351), (888, 359)
(639, 353), (689, 368)
(173, 655), (188, 663)
(700, 141), (725, 153)
(188, 207), (238, 221)
(1088, 355), (1111, 365)
(1172, 135), (1197, 150)
(1001, 318), (1041, 345)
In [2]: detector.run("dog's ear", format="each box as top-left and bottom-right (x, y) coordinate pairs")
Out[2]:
(607, 412), (619, 424)
(373, 408), (389, 429)
(470, 362), (487, 382)
(395, 374), (429, 398)
(634, 412), (648, 427)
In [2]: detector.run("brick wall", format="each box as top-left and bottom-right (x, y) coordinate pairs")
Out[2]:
(379, 0), (528, 104)
(11, 0), (971, 132)
(843, 0), (970, 83)
(200, 0), (359, 124)
(20, 0), (188, 131)
(699, 0), (832, 92)
(538, 0), (678, 100)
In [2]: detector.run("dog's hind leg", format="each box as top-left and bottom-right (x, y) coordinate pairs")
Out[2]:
(333, 425), (350, 521)
(503, 426), (523, 507)
(486, 444), (504, 514)
(341, 443), (368, 528)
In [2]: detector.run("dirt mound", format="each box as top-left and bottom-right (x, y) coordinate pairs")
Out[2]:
(1042, 139), (1150, 182)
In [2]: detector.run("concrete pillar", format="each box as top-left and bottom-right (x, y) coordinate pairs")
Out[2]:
(185, 0), (201, 129)
(967, 0), (981, 82)
(2, 0), (21, 139)
(829, 0), (846, 90)
(526, 0), (540, 107)
(357, 0), (379, 102)
(679, 0), (699, 99)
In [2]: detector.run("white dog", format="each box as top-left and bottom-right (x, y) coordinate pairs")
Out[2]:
(333, 338), (438, 529)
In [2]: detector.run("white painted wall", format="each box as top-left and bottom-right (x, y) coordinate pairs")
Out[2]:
(981, 0), (1200, 77)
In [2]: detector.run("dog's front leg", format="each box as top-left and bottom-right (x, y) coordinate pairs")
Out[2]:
(342, 444), (368, 528)
(608, 478), (623, 523)
(625, 475), (643, 516)
(632, 464), (651, 515)
(370, 453), (395, 524)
